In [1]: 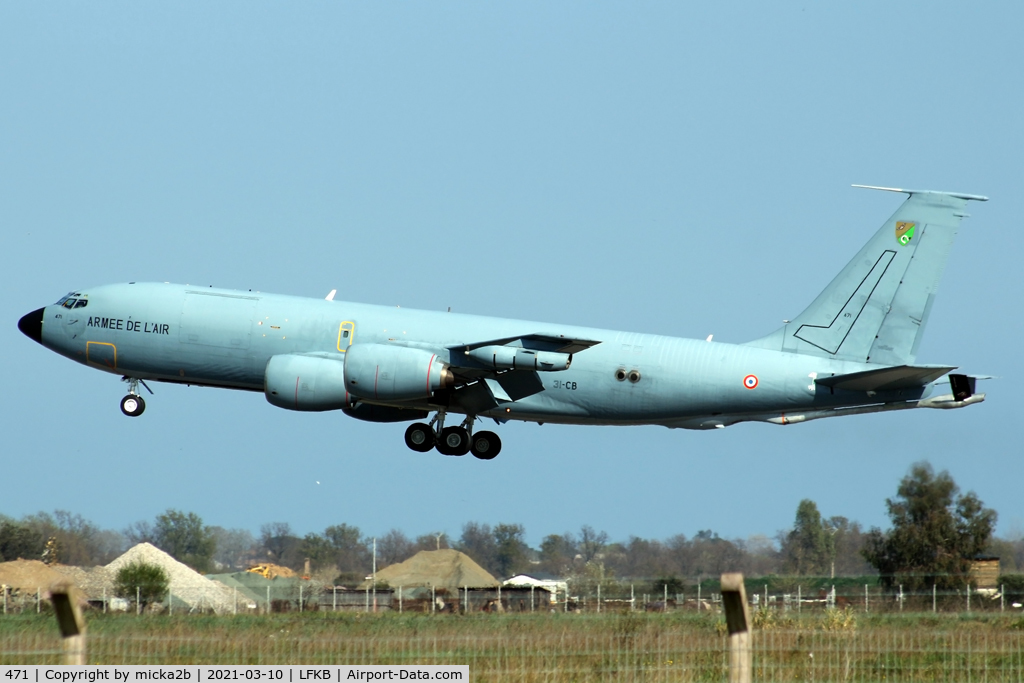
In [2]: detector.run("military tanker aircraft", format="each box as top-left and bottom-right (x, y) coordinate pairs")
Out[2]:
(18, 186), (988, 460)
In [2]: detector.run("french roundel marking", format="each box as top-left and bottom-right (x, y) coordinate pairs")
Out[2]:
(743, 374), (759, 390)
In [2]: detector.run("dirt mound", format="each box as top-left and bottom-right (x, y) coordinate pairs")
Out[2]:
(362, 549), (498, 590)
(0, 559), (67, 591)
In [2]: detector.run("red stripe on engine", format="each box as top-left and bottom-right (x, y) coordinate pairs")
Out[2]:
(426, 354), (436, 394)
(294, 377), (300, 408)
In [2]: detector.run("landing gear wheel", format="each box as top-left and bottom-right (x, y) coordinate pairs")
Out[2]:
(470, 431), (501, 460)
(437, 427), (471, 456)
(404, 423), (435, 452)
(120, 394), (146, 417)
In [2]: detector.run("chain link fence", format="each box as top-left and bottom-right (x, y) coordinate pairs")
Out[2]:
(3, 575), (1024, 615)
(2, 579), (1023, 615)
(3, 616), (1024, 680)
(4, 576), (1024, 679)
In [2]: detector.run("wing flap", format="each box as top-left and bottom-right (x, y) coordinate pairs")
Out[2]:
(446, 372), (544, 414)
(816, 364), (956, 392)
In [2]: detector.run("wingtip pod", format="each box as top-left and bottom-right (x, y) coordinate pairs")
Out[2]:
(852, 184), (989, 202)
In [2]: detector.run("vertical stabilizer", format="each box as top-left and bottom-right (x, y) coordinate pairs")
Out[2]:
(745, 187), (986, 364)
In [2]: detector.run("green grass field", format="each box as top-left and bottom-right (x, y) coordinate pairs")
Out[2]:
(3, 610), (1024, 681)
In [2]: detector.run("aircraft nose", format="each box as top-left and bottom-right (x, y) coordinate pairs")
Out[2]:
(18, 307), (45, 344)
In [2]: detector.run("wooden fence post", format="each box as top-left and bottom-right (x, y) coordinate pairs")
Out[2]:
(721, 573), (751, 683)
(51, 582), (86, 665)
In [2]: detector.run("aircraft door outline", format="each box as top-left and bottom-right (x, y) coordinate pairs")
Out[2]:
(86, 341), (117, 370)
(337, 321), (355, 352)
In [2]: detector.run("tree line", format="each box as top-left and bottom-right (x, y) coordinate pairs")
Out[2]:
(2, 461), (1022, 591)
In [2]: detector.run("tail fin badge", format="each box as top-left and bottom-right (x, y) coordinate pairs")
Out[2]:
(896, 221), (917, 246)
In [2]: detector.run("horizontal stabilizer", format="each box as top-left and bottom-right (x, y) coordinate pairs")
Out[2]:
(816, 365), (956, 392)
(852, 185), (989, 202)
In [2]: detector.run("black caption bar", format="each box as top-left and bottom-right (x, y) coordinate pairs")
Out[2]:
(0, 666), (467, 683)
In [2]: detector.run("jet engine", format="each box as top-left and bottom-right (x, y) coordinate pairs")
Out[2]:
(343, 343), (454, 401)
(465, 345), (571, 371)
(265, 354), (351, 411)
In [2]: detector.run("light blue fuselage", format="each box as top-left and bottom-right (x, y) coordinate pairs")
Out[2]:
(37, 281), (921, 429)
(24, 186), (990, 443)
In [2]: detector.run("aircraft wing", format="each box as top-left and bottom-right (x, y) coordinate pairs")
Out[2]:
(438, 334), (601, 413)
(451, 334), (601, 355)
(815, 364), (957, 392)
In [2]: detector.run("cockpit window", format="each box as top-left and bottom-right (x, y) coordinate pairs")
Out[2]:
(55, 293), (88, 308)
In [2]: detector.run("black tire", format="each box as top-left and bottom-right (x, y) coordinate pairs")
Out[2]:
(404, 423), (435, 452)
(470, 431), (501, 460)
(438, 427), (470, 456)
(120, 394), (146, 417)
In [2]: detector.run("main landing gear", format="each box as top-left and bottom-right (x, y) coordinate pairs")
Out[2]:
(119, 377), (153, 417)
(404, 411), (502, 460)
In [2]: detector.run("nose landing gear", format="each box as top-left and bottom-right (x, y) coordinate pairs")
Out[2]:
(120, 394), (146, 417)
(404, 412), (501, 459)
(119, 377), (153, 417)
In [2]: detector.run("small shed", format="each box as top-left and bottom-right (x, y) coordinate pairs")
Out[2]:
(970, 556), (1000, 589)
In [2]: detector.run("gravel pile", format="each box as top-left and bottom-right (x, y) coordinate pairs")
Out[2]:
(107, 543), (237, 613)
(52, 564), (115, 599)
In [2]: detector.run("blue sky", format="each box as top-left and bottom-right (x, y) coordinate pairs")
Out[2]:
(3, 2), (1022, 549)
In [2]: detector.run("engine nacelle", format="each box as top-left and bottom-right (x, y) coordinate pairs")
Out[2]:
(465, 345), (571, 371)
(265, 354), (352, 411)
(342, 404), (429, 423)
(344, 343), (454, 401)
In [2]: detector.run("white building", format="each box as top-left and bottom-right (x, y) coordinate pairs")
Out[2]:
(503, 574), (566, 604)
